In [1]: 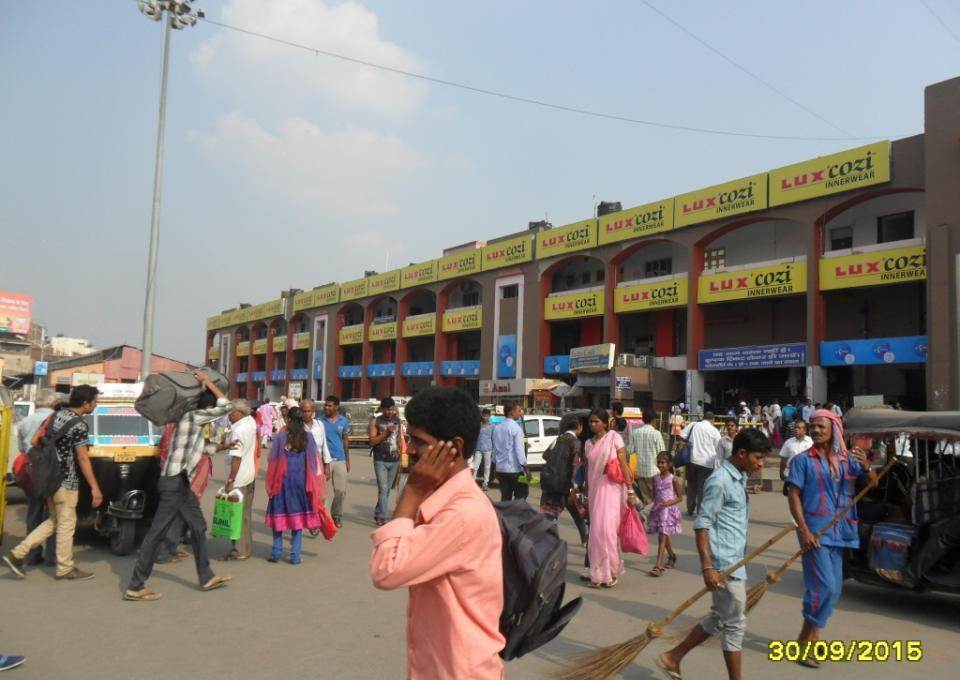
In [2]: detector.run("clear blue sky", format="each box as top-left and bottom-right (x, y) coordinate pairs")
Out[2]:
(2, 0), (958, 364)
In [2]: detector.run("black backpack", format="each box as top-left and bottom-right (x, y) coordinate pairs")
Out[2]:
(539, 434), (571, 495)
(17, 413), (81, 500)
(495, 500), (582, 660)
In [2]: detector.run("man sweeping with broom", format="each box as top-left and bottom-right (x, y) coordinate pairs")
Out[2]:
(658, 428), (770, 680)
(785, 409), (877, 668)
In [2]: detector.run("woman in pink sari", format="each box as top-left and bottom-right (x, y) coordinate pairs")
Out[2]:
(585, 408), (634, 588)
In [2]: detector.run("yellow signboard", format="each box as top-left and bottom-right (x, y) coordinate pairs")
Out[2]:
(238, 307), (256, 324)
(442, 307), (482, 332)
(537, 219), (597, 259)
(675, 173), (768, 228)
(339, 324), (364, 345)
(599, 198), (675, 246)
(368, 270), (400, 296)
(544, 290), (605, 321)
(207, 346), (220, 360)
(481, 235), (533, 272)
(438, 249), (482, 281)
(294, 332), (311, 350)
(235, 340), (250, 356)
(292, 291), (313, 312)
(294, 284), (340, 311)
(401, 260), (438, 289)
(341, 277), (369, 302)
(368, 321), (398, 342)
(402, 314), (436, 338)
(820, 244), (925, 291)
(615, 277), (688, 313)
(252, 339), (268, 355)
(272, 336), (287, 353)
(699, 261), (807, 303)
(770, 141), (891, 207)
(207, 315), (222, 331)
(252, 299), (283, 321)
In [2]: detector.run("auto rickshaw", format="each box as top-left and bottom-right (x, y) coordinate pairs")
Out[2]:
(842, 408), (960, 595)
(78, 384), (160, 555)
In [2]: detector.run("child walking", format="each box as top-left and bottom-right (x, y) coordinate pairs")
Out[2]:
(265, 407), (323, 565)
(648, 451), (683, 577)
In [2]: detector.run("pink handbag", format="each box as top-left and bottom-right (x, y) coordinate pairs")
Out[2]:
(619, 508), (649, 555)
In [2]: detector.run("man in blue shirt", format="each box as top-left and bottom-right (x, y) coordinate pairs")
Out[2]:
(786, 409), (876, 668)
(491, 402), (530, 502)
(471, 408), (494, 490)
(322, 395), (352, 528)
(660, 428), (769, 680)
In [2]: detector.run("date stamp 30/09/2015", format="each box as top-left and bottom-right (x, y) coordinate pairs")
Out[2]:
(768, 640), (923, 663)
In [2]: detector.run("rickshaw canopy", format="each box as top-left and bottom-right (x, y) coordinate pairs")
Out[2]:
(843, 408), (960, 439)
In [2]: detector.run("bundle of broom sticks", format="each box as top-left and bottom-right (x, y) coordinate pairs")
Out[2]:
(559, 454), (899, 680)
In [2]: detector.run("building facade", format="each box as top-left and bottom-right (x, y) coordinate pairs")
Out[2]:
(205, 76), (960, 412)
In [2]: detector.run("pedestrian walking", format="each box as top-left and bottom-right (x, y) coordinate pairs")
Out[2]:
(647, 452), (682, 577)
(470, 408), (494, 489)
(492, 401), (530, 501)
(680, 413), (721, 516)
(322, 396), (351, 528)
(715, 418), (738, 468)
(777, 420), (812, 494)
(122, 372), (233, 601)
(221, 399), (258, 561)
(4, 385), (103, 582)
(369, 397), (403, 526)
(539, 414), (588, 543)
(658, 428), (770, 680)
(265, 407), (324, 565)
(300, 399), (330, 537)
(584, 408), (633, 589)
(15, 389), (59, 566)
(628, 409), (665, 505)
(370, 387), (504, 679)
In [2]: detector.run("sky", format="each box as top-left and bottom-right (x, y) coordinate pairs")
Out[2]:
(2, 0), (959, 365)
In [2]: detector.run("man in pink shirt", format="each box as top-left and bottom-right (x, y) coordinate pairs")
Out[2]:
(370, 387), (505, 679)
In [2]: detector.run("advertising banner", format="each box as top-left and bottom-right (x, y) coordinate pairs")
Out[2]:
(675, 173), (768, 228)
(544, 290), (605, 320)
(598, 198), (675, 245)
(269, 370), (286, 382)
(288, 382), (303, 399)
(368, 321), (398, 342)
(698, 343), (806, 371)
(290, 368), (308, 380)
(536, 219), (597, 259)
(338, 325), (364, 345)
(367, 363), (397, 378)
(442, 307), (482, 332)
(313, 350), (324, 380)
(402, 313), (436, 338)
(820, 336), (927, 366)
(341, 277), (369, 302)
(401, 361), (435, 377)
(338, 365), (363, 379)
(293, 283), (340, 311)
(207, 346), (220, 360)
(0, 292), (32, 334)
(294, 332), (311, 350)
(441, 360), (481, 377)
(272, 336), (287, 353)
(401, 260), (439, 288)
(235, 341), (250, 356)
(570, 343), (615, 373)
(543, 355), (571, 374)
(497, 334), (517, 378)
(481, 235), (533, 271)
(368, 270), (401, 296)
(207, 314), (224, 331)
(252, 339), (268, 355)
(819, 244), (926, 290)
(770, 141), (891, 207)
(699, 260), (806, 303)
(615, 277), (688, 313)
(438, 249), (482, 281)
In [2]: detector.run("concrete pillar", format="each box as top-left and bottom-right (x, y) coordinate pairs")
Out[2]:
(806, 365), (828, 404)
(685, 369), (704, 414)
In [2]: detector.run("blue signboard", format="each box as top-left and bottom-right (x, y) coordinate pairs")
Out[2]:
(235, 372), (248, 383)
(698, 343), (806, 371)
(440, 360), (481, 377)
(497, 334), (517, 379)
(338, 365), (363, 379)
(543, 355), (570, 375)
(269, 370), (286, 382)
(34, 361), (48, 377)
(313, 350), (324, 380)
(401, 361), (435, 377)
(290, 368), (308, 381)
(820, 336), (927, 367)
(251, 371), (266, 382)
(367, 363), (397, 378)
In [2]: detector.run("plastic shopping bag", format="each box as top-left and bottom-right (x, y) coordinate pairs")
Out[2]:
(619, 507), (649, 555)
(211, 488), (244, 540)
(317, 504), (338, 541)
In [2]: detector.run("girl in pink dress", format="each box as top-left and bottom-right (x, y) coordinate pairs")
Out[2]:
(647, 451), (683, 576)
(585, 408), (634, 588)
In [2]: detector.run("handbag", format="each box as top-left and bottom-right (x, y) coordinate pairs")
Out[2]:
(605, 456), (626, 485)
(211, 488), (244, 540)
(619, 507), (649, 555)
(317, 504), (338, 541)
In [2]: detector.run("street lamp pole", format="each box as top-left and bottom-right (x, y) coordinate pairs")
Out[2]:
(137, 0), (202, 380)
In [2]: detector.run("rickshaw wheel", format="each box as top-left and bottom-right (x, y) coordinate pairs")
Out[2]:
(110, 519), (137, 556)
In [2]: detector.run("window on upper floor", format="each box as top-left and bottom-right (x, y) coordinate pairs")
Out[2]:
(644, 258), (672, 278)
(462, 291), (480, 307)
(580, 271), (591, 285)
(502, 284), (519, 299)
(829, 226), (853, 251)
(705, 247), (726, 270)
(877, 211), (914, 244)
(595, 269), (605, 282)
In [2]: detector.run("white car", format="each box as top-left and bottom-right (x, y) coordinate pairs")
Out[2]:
(522, 415), (561, 468)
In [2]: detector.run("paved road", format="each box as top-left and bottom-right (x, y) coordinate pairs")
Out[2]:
(2, 451), (957, 679)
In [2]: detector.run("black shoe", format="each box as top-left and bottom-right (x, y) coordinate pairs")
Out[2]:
(333, 516), (343, 528)
(56, 568), (94, 581)
(3, 553), (25, 579)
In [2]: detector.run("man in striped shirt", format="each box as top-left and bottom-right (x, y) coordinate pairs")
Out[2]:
(627, 409), (665, 504)
(124, 372), (235, 601)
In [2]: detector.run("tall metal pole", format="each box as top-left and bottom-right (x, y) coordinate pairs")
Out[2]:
(140, 11), (172, 380)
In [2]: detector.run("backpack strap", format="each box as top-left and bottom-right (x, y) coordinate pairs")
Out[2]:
(41, 412), (85, 449)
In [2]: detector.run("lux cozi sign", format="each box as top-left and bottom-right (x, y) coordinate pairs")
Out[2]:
(544, 290), (604, 320)
(615, 277), (688, 313)
(699, 261), (807, 303)
(675, 173), (768, 227)
(598, 198), (675, 246)
(481, 235), (533, 271)
(770, 141), (890, 207)
(537, 219), (597, 258)
(438, 250), (481, 281)
(820, 244), (925, 291)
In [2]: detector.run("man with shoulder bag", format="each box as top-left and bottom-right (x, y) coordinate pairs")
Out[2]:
(679, 413), (721, 517)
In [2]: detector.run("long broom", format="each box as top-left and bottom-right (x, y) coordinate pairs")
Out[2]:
(744, 455), (899, 612)
(558, 522), (797, 680)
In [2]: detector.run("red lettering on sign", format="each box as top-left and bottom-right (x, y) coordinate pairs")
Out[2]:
(706, 197), (717, 208)
(866, 261), (880, 273)
(736, 276), (749, 288)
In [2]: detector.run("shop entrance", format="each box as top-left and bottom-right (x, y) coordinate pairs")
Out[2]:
(702, 367), (805, 414)
(826, 365), (926, 410)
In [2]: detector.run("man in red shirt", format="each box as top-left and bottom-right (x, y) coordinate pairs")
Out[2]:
(370, 387), (504, 679)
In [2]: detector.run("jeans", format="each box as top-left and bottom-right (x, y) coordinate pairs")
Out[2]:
(373, 460), (399, 520)
(24, 496), (56, 565)
(12, 486), (78, 577)
(128, 473), (215, 591)
(272, 529), (303, 563)
(328, 460), (348, 519)
(496, 473), (529, 502)
(470, 450), (492, 485)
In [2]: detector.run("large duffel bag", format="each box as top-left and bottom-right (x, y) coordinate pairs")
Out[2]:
(135, 367), (230, 426)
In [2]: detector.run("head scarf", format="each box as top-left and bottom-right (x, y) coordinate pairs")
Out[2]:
(810, 408), (847, 458)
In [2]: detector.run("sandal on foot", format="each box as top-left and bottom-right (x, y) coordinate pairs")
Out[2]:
(796, 657), (820, 669)
(657, 655), (683, 680)
(200, 574), (232, 591)
(601, 577), (618, 588)
(587, 581), (603, 588)
(649, 566), (665, 577)
(666, 555), (677, 569)
(123, 588), (162, 602)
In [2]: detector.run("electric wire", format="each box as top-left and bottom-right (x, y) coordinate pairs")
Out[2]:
(920, 0), (960, 45)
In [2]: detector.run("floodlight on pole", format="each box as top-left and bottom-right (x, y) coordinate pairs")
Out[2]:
(137, 0), (202, 380)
